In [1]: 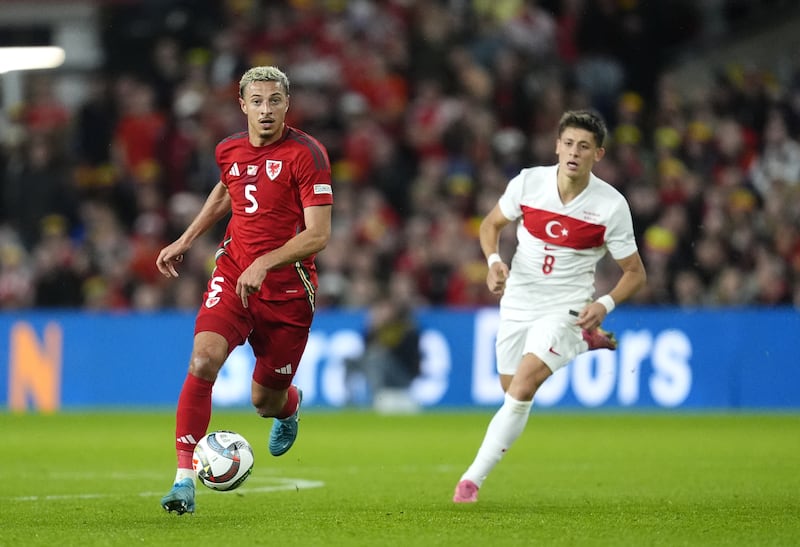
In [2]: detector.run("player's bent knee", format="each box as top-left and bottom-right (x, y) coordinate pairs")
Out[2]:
(188, 351), (226, 380)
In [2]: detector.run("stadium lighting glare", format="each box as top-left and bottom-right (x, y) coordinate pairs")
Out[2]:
(0, 46), (66, 74)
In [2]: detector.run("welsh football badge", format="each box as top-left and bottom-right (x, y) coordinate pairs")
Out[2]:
(266, 160), (282, 180)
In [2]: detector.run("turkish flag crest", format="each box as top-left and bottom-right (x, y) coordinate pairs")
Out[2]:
(266, 160), (283, 180)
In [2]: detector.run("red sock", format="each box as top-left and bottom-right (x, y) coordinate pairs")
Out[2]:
(175, 373), (214, 467)
(276, 385), (299, 419)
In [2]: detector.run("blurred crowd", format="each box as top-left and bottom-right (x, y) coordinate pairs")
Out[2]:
(1, 0), (800, 311)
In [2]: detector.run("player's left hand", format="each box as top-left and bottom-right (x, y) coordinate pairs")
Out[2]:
(575, 302), (608, 330)
(236, 265), (268, 308)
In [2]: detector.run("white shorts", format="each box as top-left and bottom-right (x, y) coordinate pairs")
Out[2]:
(495, 311), (587, 375)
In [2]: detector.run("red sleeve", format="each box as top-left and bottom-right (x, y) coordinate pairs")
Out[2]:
(294, 138), (333, 208)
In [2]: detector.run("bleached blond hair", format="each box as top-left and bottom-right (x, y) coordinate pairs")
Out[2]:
(238, 66), (290, 98)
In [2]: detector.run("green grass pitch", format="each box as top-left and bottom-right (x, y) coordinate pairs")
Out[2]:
(1, 410), (798, 546)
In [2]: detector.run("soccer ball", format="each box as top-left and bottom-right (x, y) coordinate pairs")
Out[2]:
(192, 430), (254, 491)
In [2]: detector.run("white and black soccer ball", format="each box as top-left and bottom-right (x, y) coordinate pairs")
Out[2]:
(192, 430), (254, 491)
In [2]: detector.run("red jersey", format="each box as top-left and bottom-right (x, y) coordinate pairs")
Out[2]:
(215, 125), (333, 300)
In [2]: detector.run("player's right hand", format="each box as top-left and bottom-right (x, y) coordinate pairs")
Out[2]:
(486, 262), (509, 295)
(156, 244), (186, 278)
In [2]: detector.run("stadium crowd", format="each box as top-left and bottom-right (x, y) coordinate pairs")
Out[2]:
(1, 0), (799, 311)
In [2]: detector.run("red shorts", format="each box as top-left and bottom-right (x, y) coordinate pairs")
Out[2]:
(194, 263), (314, 390)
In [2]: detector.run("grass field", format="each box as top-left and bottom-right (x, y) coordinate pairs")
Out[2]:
(1, 410), (798, 546)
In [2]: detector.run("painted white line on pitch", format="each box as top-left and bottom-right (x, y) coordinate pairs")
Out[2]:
(6, 477), (324, 502)
(19, 471), (167, 480)
(8, 470), (321, 481)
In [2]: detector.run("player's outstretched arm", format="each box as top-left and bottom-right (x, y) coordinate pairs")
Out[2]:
(156, 181), (232, 278)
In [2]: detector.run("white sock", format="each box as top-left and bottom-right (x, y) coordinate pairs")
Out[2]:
(174, 468), (196, 484)
(461, 393), (532, 487)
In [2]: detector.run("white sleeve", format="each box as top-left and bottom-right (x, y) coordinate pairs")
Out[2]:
(604, 198), (639, 259)
(497, 171), (526, 221)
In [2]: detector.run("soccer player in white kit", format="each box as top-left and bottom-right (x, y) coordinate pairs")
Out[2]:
(453, 110), (647, 503)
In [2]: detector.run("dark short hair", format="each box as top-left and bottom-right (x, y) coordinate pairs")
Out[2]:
(557, 110), (608, 147)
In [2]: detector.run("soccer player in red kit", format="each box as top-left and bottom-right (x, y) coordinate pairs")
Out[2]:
(156, 66), (333, 515)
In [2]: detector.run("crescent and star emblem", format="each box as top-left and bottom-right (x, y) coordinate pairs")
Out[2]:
(545, 220), (568, 239)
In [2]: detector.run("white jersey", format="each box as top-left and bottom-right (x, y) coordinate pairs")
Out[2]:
(497, 164), (638, 320)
